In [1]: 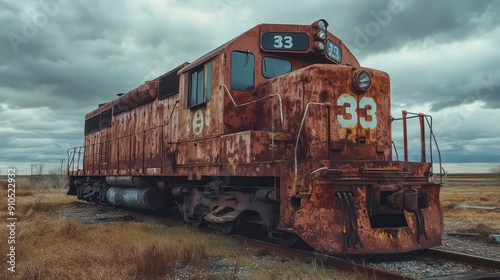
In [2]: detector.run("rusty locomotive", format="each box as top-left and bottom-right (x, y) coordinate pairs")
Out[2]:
(67, 20), (443, 254)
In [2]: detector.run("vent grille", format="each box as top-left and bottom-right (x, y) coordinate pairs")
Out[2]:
(100, 108), (112, 129)
(85, 108), (112, 135)
(157, 63), (187, 100)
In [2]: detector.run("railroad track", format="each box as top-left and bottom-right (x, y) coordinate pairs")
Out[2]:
(235, 236), (414, 280)
(211, 232), (500, 279)
(417, 248), (500, 276)
(61, 201), (500, 279)
(238, 238), (500, 280)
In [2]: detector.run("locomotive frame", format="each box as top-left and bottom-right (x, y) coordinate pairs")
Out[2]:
(68, 19), (443, 255)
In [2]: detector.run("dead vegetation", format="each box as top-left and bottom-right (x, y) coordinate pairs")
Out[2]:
(440, 183), (500, 233)
(0, 187), (356, 280)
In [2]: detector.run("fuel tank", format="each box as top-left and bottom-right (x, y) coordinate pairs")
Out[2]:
(106, 187), (165, 211)
(105, 176), (152, 188)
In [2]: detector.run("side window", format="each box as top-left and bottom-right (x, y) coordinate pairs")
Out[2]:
(231, 51), (255, 90)
(188, 62), (212, 107)
(262, 57), (292, 78)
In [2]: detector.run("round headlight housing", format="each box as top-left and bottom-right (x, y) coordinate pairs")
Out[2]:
(313, 41), (325, 52)
(317, 20), (327, 31)
(314, 30), (327, 40)
(351, 70), (372, 94)
(312, 19), (329, 31)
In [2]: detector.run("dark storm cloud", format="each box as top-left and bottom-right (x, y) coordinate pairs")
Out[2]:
(0, 1), (132, 109)
(341, 0), (498, 56)
(0, 0), (499, 173)
(234, 0), (499, 58)
(431, 72), (500, 111)
(0, 0), (237, 110)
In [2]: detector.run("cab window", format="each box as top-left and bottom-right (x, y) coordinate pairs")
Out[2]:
(231, 51), (254, 90)
(188, 62), (212, 107)
(262, 57), (292, 78)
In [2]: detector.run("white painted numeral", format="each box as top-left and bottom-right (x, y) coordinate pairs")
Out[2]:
(273, 35), (283, 48)
(327, 42), (340, 61)
(337, 94), (357, 128)
(359, 97), (377, 129)
(337, 94), (377, 129)
(273, 35), (293, 49)
(283, 36), (293, 48)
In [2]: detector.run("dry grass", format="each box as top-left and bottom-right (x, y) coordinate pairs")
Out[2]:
(0, 188), (76, 221)
(440, 184), (500, 232)
(0, 188), (357, 280)
(445, 173), (500, 183)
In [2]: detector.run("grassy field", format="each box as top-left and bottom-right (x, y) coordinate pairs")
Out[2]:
(0, 183), (356, 280)
(440, 183), (500, 234)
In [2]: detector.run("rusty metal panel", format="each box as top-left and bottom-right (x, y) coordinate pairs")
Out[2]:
(131, 132), (144, 175)
(114, 80), (158, 113)
(112, 113), (134, 174)
(143, 127), (161, 173)
(221, 131), (292, 166)
(168, 97), (179, 143)
(253, 72), (304, 134)
(292, 183), (442, 254)
(109, 137), (119, 175)
(118, 136), (131, 175)
(221, 131), (252, 164)
(176, 137), (221, 166)
(302, 105), (329, 160)
(98, 128), (111, 174)
(220, 162), (277, 177)
(142, 101), (162, 174)
(91, 133), (100, 175)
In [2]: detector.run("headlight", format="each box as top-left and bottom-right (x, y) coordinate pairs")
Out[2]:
(312, 19), (329, 31)
(314, 30), (327, 40)
(351, 70), (372, 93)
(313, 41), (325, 52)
(317, 20), (327, 31)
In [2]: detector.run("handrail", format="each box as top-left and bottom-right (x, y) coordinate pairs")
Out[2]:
(392, 111), (443, 182)
(391, 140), (399, 161)
(294, 102), (330, 190)
(67, 146), (85, 175)
(219, 83), (283, 124)
(425, 114), (443, 181)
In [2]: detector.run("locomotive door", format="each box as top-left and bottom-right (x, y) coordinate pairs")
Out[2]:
(99, 132), (110, 174)
(162, 99), (179, 174)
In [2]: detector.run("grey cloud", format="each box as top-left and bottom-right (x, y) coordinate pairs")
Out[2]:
(0, 0), (499, 172)
(431, 73), (500, 111)
(343, 0), (498, 57)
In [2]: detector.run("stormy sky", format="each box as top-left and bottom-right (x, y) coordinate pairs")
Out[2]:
(1, 0), (499, 174)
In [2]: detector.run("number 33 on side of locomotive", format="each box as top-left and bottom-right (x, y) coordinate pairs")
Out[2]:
(337, 94), (377, 129)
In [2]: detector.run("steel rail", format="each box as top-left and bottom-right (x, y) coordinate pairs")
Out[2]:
(234, 236), (416, 280)
(418, 248), (500, 271)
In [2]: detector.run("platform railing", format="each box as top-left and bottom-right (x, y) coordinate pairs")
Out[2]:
(392, 111), (443, 182)
(67, 146), (85, 175)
